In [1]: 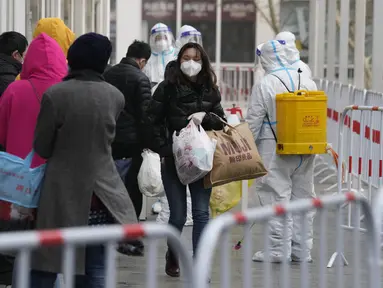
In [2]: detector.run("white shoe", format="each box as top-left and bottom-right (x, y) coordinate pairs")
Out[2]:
(291, 253), (313, 263)
(151, 201), (162, 214)
(185, 219), (193, 226)
(252, 251), (291, 263)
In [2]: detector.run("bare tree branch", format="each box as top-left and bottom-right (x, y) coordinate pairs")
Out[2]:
(254, 0), (280, 34)
(253, 0), (275, 31)
(268, 0), (280, 33)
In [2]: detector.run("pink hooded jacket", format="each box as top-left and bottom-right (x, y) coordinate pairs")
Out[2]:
(0, 33), (67, 168)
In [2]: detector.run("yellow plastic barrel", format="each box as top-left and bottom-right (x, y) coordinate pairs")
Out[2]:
(275, 90), (327, 155)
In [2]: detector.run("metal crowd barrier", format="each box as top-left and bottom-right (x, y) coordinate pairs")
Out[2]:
(327, 105), (383, 268)
(312, 79), (383, 199)
(373, 187), (383, 259)
(312, 79), (339, 193)
(194, 192), (379, 288)
(215, 64), (255, 105)
(1, 223), (193, 288)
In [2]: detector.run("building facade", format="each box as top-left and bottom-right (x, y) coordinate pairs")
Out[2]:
(0, 0), (278, 65)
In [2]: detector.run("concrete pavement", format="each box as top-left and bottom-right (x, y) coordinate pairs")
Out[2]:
(117, 179), (377, 287)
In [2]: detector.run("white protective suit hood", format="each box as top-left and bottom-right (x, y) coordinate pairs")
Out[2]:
(260, 40), (297, 91)
(144, 23), (177, 84)
(176, 25), (203, 49)
(260, 40), (290, 72)
(254, 42), (266, 85)
(275, 31), (300, 64)
(275, 31), (312, 78)
(255, 42), (264, 64)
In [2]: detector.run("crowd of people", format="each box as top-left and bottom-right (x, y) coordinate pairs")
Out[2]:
(0, 15), (316, 287)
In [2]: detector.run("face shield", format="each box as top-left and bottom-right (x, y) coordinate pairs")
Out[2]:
(149, 25), (175, 54)
(179, 30), (203, 48)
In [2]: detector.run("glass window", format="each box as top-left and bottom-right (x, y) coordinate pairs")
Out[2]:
(280, 1), (310, 63)
(184, 21), (216, 61)
(142, 0), (255, 63)
(221, 21), (255, 63)
(176, 20), (255, 63)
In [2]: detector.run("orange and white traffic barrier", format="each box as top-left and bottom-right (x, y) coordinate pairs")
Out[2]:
(327, 105), (383, 268)
(195, 192), (379, 288)
(1, 223), (193, 288)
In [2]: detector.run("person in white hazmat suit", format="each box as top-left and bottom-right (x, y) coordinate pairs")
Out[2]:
(144, 23), (177, 85)
(254, 42), (266, 85)
(275, 31), (312, 79)
(246, 40), (317, 262)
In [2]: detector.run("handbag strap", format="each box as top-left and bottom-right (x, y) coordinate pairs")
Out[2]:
(24, 80), (40, 167)
(209, 112), (236, 130)
(28, 80), (41, 103)
(209, 112), (249, 141)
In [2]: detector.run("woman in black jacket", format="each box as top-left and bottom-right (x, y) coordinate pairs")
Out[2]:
(147, 42), (225, 277)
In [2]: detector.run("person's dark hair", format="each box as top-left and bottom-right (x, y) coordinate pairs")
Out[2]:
(164, 60), (176, 80)
(0, 31), (28, 56)
(170, 42), (217, 90)
(126, 40), (151, 60)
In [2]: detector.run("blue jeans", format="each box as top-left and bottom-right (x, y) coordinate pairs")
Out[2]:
(162, 158), (212, 254)
(13, 245), (105, 288)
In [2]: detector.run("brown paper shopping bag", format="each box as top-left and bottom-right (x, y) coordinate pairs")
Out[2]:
(204, 119), (267, 188)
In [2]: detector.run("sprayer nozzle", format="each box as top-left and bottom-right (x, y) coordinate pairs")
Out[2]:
(234, 241), (242, 250)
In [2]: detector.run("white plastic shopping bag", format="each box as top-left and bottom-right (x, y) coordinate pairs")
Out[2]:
(172, 113), (217, 185)
(138, 149), (165, 197)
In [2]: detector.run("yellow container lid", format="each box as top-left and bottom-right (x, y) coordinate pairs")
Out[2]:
(276, 90), (327, 101)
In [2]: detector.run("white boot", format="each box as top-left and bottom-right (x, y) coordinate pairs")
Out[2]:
(252, 251), (291, 263)
(185, 195), (193, 226)
(156, 196), (170, 224)
(151, 198), (162, 214)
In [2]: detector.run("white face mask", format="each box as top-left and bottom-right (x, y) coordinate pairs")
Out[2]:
(155, 40), (169, 52)
(181, 60), (202, 77)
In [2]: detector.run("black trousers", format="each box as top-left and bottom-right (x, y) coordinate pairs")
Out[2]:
(124, 155), (143, 219)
